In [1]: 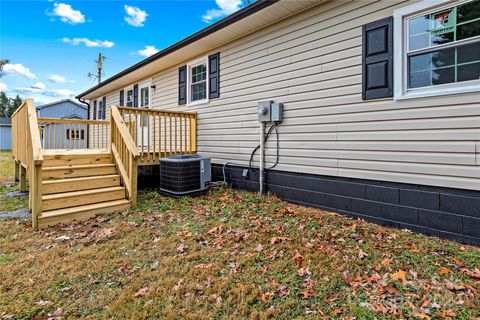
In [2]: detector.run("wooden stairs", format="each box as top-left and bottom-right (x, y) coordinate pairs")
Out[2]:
(12, 100), (196, 229)
(38, 151), (131, 228)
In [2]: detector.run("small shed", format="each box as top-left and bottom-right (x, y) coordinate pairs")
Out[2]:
(0, 117), (12, 150)
(37, 99), (88, 149)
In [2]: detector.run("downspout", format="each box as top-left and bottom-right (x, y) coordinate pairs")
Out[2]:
(78, 98), (90, 148)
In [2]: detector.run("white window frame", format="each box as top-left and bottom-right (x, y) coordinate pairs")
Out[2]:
(96, 98), (105, 120)
(124, 86), (134, 107)
(138, 80), (152, 109)
(393, 0), (480, 100)
(186, 56), (209, 106)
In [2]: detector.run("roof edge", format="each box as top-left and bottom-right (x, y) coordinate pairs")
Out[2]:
(76, 0), (278, 99)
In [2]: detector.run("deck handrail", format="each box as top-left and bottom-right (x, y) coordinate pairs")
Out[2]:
(37, 117), (109, 150)
(110, 105), (140, 206)
(117, 106), (197, 164)
(12, 98), (43, 229)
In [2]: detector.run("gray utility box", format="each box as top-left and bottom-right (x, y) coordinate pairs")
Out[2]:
(159, 155), (211, 196)
(257, 101), (283, 123)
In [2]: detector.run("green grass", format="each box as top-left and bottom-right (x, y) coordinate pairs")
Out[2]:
(0, 150), (14, 183)
(0, 151), (28, 212)
(0, 187), (479, 319)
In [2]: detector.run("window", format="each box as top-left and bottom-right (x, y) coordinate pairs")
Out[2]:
(126, 89), (133, 107)
(187, 59), (208, 104)
(66, 129), (85, 140)
(394, 0), (480, 99)
(139, 84), (150, 108)
(95, 97), (106, 119)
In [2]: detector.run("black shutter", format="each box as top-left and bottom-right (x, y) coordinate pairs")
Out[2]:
(209, 52), (220, 99)
(178, 65), (187, 105)
(102, 96), (106, 119)
(133, 84), (139, 108)
(362, 17), (393, 100)
(120, 90), (124, 106)
(93, 100), (97, 120)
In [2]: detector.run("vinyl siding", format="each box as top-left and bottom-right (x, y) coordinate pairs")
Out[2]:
(91, 0), (480, 191)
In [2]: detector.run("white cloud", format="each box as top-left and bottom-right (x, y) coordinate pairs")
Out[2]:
(3, 63), (36, 79)
(51, 3), (85, 24)
(14, 87), (74, 98)
(62, 37), (114, 48)
(31, 82), (46, 90)
(202, 0), (243, 23)
(0, 82), (7, 92)
(137, 45), (159, 57)
(48, 74), (66, 83)
(124, 5), (147, 27)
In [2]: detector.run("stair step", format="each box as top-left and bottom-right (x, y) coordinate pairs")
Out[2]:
(39, 199), (131, 229)
(42, 174), (121, 195)
(43, 151), (111, 167)
(42, 164), (116, 180)
(42, 186), (126, 211)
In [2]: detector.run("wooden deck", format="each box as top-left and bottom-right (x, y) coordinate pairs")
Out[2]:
(11, 100), (197, 229)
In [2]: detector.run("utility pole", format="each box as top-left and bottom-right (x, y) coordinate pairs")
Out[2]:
(88, 53), (106, 84)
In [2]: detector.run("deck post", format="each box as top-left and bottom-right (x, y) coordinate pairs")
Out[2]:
(20, 165), (27, 192)
(131, 157), (138, 208)
(31, 163), (42, 230)
(14, 161), (20, 182)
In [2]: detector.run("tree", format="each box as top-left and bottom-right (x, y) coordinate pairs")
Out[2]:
(0, 59), (10, 77)
(0, 93), (23, 117)
(0, 91), (9, 117)
(8, 95), (22, 117)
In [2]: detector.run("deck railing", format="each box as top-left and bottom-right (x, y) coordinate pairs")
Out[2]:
(110, 106), (140, 206)
(117, 106), (197, 164)
(11, 99), (43, 229)
(11, 99), (197, 228)
(37, 117), (109, 150)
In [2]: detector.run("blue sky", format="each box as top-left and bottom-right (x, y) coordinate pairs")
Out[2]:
(0, 0), (244, 104)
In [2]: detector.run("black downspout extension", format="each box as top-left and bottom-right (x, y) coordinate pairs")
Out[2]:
(78, 98), (90, 148)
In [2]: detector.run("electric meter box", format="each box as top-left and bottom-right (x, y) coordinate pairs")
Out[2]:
(258, 101), (271, 122)
(271, 102), (283, 122)
(257, 101), (283, 123)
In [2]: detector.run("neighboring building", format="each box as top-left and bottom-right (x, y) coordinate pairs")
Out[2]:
(37, 99), (88, 149)
(0, 117), (12, 150)
(77, 0), (480, 244)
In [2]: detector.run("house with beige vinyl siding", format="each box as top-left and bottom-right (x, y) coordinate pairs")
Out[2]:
(13, 0), (480, 242)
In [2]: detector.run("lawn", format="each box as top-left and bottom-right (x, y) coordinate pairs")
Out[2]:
(0, 184), (479, 319)
(0, 151), (28, 212)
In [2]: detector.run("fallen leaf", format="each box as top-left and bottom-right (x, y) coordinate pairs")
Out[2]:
(256, 243), (264, 252)
(134, 287), (148, 298)
(462, 268), (480, 279)
(173, 279), (185, 291)
(381, 258), (392, 266)
(36, 300), (52, 306)
(260, 291), (274, 301)
(436, 309), (456, 318)
(358, 249), (368, 259)
(195, 263), (214, 269)
(332, 307), (342, 315)
(300, 289), (314, 299)
(47, 308), (64, 320)
(177, 243), (187, 253)
(391, 269), (408, 285)
(270, 236), (291, 244)
(297, 267), (311, 277)
(439, 267), (453, 275)
(292, 251), (304, 266)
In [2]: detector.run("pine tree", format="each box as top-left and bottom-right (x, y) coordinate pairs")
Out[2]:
(8, 95), (23, 117)
(0, 91), (9, 117)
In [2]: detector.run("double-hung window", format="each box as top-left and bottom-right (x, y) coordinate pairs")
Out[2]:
(97, 98), (105, 120)
(188, 59), (208, 104)
(394, 0), (480, 99)
(126, 89), (133, 107)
